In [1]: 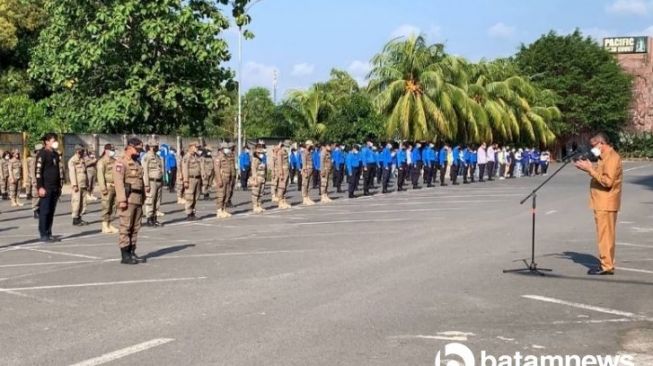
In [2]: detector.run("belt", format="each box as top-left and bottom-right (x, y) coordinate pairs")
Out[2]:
(191, 175), (201, 179)
(131, 189), (144, 194)
(149, 178), (163, 182)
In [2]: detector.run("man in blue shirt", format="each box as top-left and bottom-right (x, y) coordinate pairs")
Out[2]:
(411, 142), (423, 189)
(239, 146), (251, 191)
(166, 148), (178, 193)
(289, 147), (301, 186)
(373, 145), (382, 189)
(450, 144), (461, 185)
(311, 146), (321, 189)
(361, 140), (376, 196)
(438, 144), (449, 186)
(422, 143), (434, 188)
(463, 146), (473, 184)
(530, 148), (540, 176)
(346, 145), (363, 198)
(380, 142), (393, 193)
(396, 143), (408, 191)
(331, 144), (345, 193)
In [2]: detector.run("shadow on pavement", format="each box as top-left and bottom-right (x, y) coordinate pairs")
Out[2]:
(144, 244), (195, 259)
(558, 251), (600, 270)
(0, 226), (18, 233)
(630, 175), (653, 191)
(62, 229), (102, 241)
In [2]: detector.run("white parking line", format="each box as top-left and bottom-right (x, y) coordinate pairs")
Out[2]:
(523, 295), (647, 319)
(294, 218), (410, 225)
(619, 267), (653, 274)
(618, 242), (653, 249)
(624, 165), (650, 172)
(69, 338), (175, 366)
(0, 277), (206, 292)
(23, 248), (101, 260)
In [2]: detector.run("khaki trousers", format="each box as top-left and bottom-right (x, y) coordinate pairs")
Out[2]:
(101, 186), (117, 222)
(118, 204), (143, 248)
(594, 210), (617, 271)
(145, 181), (163, 219)
(184, 178), (201, 214)
(71, 187), (87, 218)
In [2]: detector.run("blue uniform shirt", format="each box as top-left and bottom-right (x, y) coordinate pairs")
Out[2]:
(411, 147), (422, 166)
(397, 149), (407, 166)
(346, 151), (362, 175)
(239, 151), (251, 171)
(438, 147), (448, 165)
(312, 150), (321, 170)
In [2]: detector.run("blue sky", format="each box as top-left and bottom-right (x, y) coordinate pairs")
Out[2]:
(221, 0), (653, 98)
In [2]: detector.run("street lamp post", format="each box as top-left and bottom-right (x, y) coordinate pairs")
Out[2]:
(234, 0), (264, 160)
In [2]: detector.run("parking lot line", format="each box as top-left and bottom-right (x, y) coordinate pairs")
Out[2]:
(69, 338), (175, 366)
(619, 267), (653, 274)
(0, 277), (206, 292)
(23, 248), (101, 260)
(523, 295), (647, 319)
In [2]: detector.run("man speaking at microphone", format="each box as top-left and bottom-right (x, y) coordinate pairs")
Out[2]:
(574, 133), (623, 275)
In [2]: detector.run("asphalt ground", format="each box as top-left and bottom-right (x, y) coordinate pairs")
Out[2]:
(1, 162), (652, 365)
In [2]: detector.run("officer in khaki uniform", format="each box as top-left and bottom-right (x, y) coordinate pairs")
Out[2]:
(97, 144), (119, 234)
(29, 144), (42, 218)
(114, 138), (147, 265)
(8, 150), (24, 207)
(275, 140), (291, 209)
(85, 149), (98, 201)
(0, 150), (9, 200)
(176, 149), (185, 204)
(226, 142), (237, 207)
(301, 140), (315, 205)
(200, 148), (215, 200)
(270, 145), (280, 203)
(214, 142), (235, 218)
(68, 145), (89, 226)
(142, 139), (164, 227)
(574, 133), (623, 275)
(320, 143), (333, 203)
(182, 142), (202, 220)
(249, 144), (267, 213)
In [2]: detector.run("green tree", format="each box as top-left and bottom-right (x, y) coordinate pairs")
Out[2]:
(29, 0), (251, 134)
(516, 30), (632, 141)
(242, 87), (275, 138)
(285, 86), (333, 140)
(368, 35), (474, 141)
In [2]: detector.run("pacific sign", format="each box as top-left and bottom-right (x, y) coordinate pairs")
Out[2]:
(603, 36), (648, 54)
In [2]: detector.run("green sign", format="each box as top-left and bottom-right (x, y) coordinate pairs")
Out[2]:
(603, 37), (648, 54)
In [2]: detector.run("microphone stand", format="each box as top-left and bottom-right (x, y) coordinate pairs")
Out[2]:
(503, 154), (578, 276)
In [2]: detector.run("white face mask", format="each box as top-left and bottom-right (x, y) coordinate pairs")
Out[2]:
(591, 147), (601, 157)
(108, 150), (116, 158)
(258, 154), (265, 159)
(224, 148), (231, 155)
(51, 141), (60, 150)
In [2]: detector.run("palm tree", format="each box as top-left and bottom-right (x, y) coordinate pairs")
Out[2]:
(285, 86), (332, 140)
(368, 35), (475, 141)
(467, 61), (558, 146)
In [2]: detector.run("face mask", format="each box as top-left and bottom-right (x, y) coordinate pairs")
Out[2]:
(258, 154), (265, 159)
(591, 147), (601, 157)
(4, 156), (8, 160)
(51, 141), (59, 150)
(224, 148), (231, 155)
(108, 150), (116, 158)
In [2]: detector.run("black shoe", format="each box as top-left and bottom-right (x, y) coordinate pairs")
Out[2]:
(130, 245), (147, 263)
(453, 182), (460, 185)
(479, 179), (485, 183)
(79, 219), (89, 226)
(204, 194), (210, 200)
(226, 201), (233, 208)
(72, 218), (81, 226)
(397, 188), (405, 192)
(186, 214), (198, 221)
(348, 194), (355, 198)
(120, 248), (138, 265)
(40, 236), (52, 243)
(413, 186), (422, 190)
(440, 183), (448, 187)
(48, 235), (60, 242)
(587, 267), (614, 275)
(146, 218), (156, 227)
(463, 181), (470, 184)
(488, 178), (494, 181)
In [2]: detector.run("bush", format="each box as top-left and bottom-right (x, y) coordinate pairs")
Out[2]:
(618, 132), (653, 159)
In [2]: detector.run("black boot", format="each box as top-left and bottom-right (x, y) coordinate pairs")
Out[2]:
(204, 193), (209, 200)
(120, 247), (138, 264)
(145, 217), (155, 227)
(153, 219), (162, 227)
(186, 213), (198, 221)
(226, 201), (233, 208)
(130, 245), (147, 263)
(78, 217), (89, 225)
(73, 217), (81, 226)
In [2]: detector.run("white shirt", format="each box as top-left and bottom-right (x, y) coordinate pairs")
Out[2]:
(487, 146), (496, 162)
(477, 147), (487, 164)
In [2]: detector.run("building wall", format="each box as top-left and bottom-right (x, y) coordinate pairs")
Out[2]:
(616, 38), (653, 132)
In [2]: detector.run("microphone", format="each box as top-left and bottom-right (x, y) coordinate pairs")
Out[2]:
(566, 146), (596, 162)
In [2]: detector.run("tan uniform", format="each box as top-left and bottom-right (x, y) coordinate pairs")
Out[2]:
(0, 158), (8, 197)
(8, 157), (22, 199)
(214, 151), (235, 211)
(270, 146), (279, 200)
(114, 157), (145, 249)
(85, 155), (98, 197)
(226, 152), (236, 204)
(176, 153), (185, 200)
(587, 147), (623, 272)
(182, 153), (202, 215)
(301, 149), (314, 198)
(142, 151), (164, 219)
(200, 155), (215, 196)
(28, 156), (39, 210)
(68, 154), (88, 218)
(320, 147), (333, 197)
(97, 154), (117, 223)
(275, 147), (290, 200)
(249, 154), (267, 211)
